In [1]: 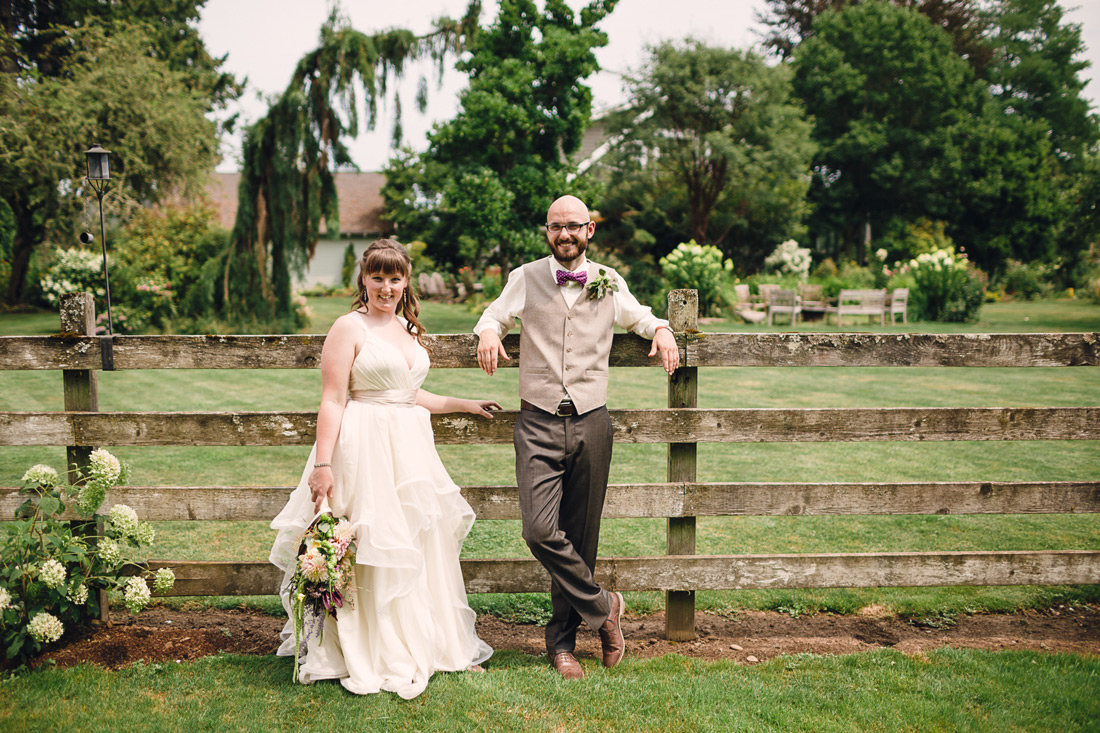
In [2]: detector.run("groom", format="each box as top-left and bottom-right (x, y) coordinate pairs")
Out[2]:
(475, 195), (679, 679)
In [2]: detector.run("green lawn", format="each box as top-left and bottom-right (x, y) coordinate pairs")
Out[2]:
(2, 298), (1099, 619)
(2, 649), (1098, 732)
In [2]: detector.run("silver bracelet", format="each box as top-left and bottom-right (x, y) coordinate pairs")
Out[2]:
(314, 462), (331, 468)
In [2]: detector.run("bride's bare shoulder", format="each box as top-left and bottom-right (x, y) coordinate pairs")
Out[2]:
(325, 311), (366, 342)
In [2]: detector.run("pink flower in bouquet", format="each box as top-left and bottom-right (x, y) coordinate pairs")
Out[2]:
(300, 547), (328, 582)
(334, 520), (354, 552)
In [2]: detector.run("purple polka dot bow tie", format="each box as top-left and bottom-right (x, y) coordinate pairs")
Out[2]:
(556, 270), (588, 287)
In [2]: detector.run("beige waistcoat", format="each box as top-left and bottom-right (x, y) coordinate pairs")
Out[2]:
(518, 260), (617, 415)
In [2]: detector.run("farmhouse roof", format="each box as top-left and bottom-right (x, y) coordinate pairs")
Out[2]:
(206, 171), (391, 236)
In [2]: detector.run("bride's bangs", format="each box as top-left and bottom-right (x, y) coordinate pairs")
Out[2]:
(363, 247), (409, 279)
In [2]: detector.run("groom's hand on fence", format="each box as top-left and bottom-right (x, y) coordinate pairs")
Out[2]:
(476, 330), (510, 376)
(650, 327), (680, 375)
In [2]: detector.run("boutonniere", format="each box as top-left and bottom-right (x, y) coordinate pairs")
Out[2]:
(586, 268), (619, 300)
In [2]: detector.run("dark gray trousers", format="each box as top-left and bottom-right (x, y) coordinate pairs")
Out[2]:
(514, 406), (614, 655)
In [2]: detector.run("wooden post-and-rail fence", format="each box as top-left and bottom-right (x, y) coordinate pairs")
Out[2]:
(2, 291), (1100, 641)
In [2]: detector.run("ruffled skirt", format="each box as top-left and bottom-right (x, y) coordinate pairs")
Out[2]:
(270, 401), (492, 698)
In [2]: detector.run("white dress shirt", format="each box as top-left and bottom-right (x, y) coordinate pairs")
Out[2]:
(474, 255), (669, 339)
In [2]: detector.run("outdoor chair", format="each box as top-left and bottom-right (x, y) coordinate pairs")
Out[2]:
(824, 289), (887, 326)
(766, 288), (802, 326)
(888, 288), (909, 325)
(756, 283), (780, 304)
(799, 283), (827, 316)
(734, 283), (766, 323)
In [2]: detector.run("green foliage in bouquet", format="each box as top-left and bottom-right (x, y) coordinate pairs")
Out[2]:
(0, 452), (174, 670)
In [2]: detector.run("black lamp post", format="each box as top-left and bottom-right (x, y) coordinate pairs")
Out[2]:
(84, 144), (115, 337)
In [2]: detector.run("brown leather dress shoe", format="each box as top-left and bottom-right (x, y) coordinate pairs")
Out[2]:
(550, 651), (584, 680)
(598, 591), (626, 667)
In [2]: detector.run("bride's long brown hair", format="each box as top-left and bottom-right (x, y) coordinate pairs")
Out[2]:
(351, 239), (429, 351)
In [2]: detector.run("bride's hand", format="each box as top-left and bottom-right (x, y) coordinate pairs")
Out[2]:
(467, 399), (502, 419)
(308, 466), (334, 514)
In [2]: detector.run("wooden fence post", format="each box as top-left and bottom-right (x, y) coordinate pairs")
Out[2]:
(59, 293), (109, 622)
(665, 289), (698, 640)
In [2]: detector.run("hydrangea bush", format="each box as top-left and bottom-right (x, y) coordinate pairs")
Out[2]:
(0, 451), (175, 668)
(38, 248), (106, 306)
(907, 248), (986, 322)
(763, 240), (813, 280)
(659, 241), (734, 316)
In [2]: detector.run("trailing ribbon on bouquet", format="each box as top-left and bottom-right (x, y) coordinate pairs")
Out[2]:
(556, 269), (588, 287)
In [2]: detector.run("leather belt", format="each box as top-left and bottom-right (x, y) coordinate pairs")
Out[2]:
(520, 398), (578, 417)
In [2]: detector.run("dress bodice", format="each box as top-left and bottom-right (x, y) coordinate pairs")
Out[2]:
(349, 315), (430, 394)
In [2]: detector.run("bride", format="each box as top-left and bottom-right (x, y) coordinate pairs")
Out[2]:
(270, 239), (495, 698)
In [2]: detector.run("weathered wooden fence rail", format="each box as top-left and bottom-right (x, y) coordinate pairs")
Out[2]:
(2, 292), (1099, 640)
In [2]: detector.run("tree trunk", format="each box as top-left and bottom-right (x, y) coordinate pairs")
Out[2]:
(5, 215), (36, 306)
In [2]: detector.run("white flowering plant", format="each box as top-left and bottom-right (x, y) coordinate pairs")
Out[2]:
(659, 241), (735, 316)
(1, 452), (175, 669)
(906, 247), (986, 322)
(38, 248), (106, 307)
(764, 240), (813, 281)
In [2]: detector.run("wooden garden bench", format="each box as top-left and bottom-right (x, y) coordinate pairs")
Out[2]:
(825, 289), (887, 326)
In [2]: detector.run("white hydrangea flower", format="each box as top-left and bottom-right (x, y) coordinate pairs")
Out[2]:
(70, 583), (89, 605)
(39, 559), (67, 589)
(764, 240), (812, 279)
(134, 522), (156, 546)
(89, 449), (122, 484)
(98, 537), (121, 565)
(0, 586), (12, 610)
(153, 568), (175, 594)
(27, 612), (64, 644)
(22, 464), (60, 486)
(123, 576), (152, 614)
(108, 504), (139, 538)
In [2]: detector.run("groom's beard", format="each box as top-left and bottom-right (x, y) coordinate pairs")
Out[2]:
(548, 233), (588, 268)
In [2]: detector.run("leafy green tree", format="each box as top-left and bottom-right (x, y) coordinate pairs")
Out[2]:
(757, 0), (993, 72)
(986, 0), (1099, 167)
(221, 6), (481, 327)
(1, 0), (239, 106)
(596, 40), (814, 273)
(0, 26), (221, 305)
(792, 2), (1073, 271)
(382, 0), (616, 274)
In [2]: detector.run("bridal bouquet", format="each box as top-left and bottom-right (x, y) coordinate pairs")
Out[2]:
(286, 513), (357, 681)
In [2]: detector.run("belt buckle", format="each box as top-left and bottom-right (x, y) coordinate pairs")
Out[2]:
(555, 400), (574, 417)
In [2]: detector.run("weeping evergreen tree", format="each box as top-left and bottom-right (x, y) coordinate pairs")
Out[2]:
(218, 6), (481, 328)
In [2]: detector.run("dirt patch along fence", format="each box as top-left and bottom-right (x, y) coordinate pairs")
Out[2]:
(2, 291), (1099, 641)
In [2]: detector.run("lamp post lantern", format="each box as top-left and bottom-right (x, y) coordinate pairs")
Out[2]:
(84, 144), (115, 338)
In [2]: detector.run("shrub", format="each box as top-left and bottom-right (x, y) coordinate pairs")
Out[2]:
(38, 248), (106, 308)
(810, 259), (877, 299)
(907, 248), (985, 322)
(659, 241), (734, 316)
(998, 259), (1055, 300)
(1, 453), (174, 669)
(480, 265), (504, 302)
(763, 240), (812, 280)
(110, 203), (229, 331)
(880, 218), (952, 262)
(340, 242), (357, 288)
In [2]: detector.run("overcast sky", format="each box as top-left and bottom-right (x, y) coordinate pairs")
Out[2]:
(199, 0), (1100, 172)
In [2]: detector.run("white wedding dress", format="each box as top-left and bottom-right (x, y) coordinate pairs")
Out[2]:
(270, 316), (492, 698)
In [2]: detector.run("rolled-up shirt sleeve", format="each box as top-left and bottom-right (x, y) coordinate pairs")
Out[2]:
(613, 272), (668, 339)
(473, 266), (526, 338)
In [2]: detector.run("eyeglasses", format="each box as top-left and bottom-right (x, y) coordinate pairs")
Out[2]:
(544, 222), (591, 234)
